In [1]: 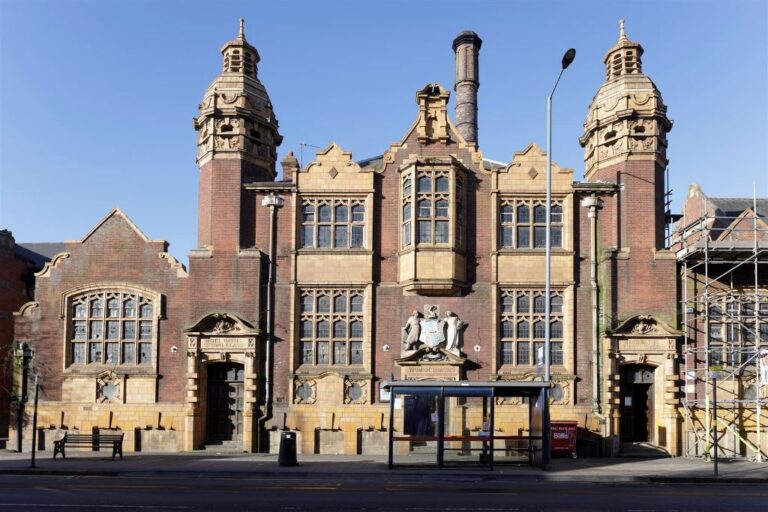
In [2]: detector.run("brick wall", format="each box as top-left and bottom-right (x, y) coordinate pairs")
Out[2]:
(0, 233), (32, 438)
(13, 212), (189, 403)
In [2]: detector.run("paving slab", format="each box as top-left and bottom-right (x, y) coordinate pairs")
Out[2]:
(1, 450), (767, 483)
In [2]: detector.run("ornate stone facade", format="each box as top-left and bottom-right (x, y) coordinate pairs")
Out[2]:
(8, 21), (703, 458)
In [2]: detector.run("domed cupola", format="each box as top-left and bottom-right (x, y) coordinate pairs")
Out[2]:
(604, 19), (643, 80)
(579, 20), (672, 180)
(193, 19), (282, 180)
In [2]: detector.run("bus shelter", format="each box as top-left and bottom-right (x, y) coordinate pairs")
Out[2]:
(382, 380), (551, 470)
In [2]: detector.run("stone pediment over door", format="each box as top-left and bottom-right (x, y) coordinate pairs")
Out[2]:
(185, 312), (261, 356)
(609, 315), (682, 339)
(185, 312), (260, 336)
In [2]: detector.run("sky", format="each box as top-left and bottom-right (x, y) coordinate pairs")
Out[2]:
(1, 0), (766, 264)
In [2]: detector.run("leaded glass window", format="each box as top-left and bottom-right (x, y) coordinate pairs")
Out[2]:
(499, 199), (564, 249)
(299, 289), (365, 367)
(499, 289), (565, 367)
(300, 199), (365, 249)
(68, 290), (156, 367)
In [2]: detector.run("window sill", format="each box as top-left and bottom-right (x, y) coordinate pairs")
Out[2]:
(294, 365), (370, 376)
(495, 248), (573, 255)
(397, 246), (466, 256)
(297, 248), (373, 256)
(64, 365), (157, 376)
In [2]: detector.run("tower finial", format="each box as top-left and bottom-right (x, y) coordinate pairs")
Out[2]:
(619, 19), (627, 41)
(239, 18), (245, 38)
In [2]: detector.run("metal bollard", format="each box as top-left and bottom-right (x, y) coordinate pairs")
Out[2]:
(278, 431), (298, 467)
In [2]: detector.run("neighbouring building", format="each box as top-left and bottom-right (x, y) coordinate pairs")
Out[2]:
(7, 20), (765, 458)
(673, 184), (768, 459)
(0, 230), (62, 447)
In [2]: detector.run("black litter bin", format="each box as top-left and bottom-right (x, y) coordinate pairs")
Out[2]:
(278, 431), (298, 466)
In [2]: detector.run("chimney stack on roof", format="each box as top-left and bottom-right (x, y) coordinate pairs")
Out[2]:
(452, 31), (482, 145)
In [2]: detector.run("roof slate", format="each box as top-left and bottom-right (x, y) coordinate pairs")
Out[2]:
(15, 242), (66, 271)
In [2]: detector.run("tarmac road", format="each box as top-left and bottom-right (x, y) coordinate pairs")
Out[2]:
(0, 474), (766, 512)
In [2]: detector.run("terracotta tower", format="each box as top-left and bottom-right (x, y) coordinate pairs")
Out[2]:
(193, 19), (283, 252)
(579, 20), (675, 322)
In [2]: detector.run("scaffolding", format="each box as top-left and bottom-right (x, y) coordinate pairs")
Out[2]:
(675, 193), (768, 461)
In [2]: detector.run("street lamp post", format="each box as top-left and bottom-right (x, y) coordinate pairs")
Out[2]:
(545, 48), (576, 384)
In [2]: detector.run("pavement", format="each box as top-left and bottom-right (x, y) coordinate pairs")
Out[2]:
(2, 449), (768, 483)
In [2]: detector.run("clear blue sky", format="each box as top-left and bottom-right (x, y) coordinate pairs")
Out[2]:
(1, 0), (766, 263)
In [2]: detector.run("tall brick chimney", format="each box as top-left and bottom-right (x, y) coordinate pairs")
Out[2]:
(452, 30), (482, 145)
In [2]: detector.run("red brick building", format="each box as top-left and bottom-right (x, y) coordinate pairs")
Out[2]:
(8, 22), (694, 456)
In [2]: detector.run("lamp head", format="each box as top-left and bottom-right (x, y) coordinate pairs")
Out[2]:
(562, 48), (576, 69)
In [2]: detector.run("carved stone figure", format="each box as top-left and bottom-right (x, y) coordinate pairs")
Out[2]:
(212, 318), (235, 334)
(402, 311), (421, 352)
(631, 315), (657, 335)
(444, 310), (464, 356)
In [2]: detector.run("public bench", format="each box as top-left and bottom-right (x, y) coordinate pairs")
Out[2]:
(53, 432), (124, 461)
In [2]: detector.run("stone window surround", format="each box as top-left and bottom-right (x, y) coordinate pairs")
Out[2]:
(60, 283), (162, 375)
(400, 163), (465, 251)
(299, 197), (367, 251)
(498, 197), (564, 250)
(499, 288), (565, 368)
(298, 288), (366, 368)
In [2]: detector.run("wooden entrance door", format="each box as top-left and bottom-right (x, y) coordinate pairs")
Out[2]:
(206, 363), (244, 444)
(620, 364), (655, 443)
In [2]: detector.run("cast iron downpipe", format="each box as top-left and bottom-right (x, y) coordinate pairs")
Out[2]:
(582, 195), (607, 443)
(257, 193), (283, 451)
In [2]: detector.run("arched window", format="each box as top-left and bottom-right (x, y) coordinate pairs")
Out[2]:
(317, 295), (330, 313)
(300, 320), (313, 338)
(316, 320), (330, 339)
(68, 289), (157, 367)
(501, 295), (514, 314)
(350, 295), (363, 313)
(500, 204), (514, 248)
(517, 321), (529, 338)
(418, 200), (431, 218)
(533, 321), (545, 339)
(551, 320), (563, 339)
(334, 294), (347, 313)
(517, 295), (529, 313)
(301, 295), (313, 313)
(402, 202), (412, 246)
(333, 320), (347, 338)
(501, 321), (514, 338)
(335, 204), (348, 223)
(417, 175), (432, 193)
(107, 298), (119, 318)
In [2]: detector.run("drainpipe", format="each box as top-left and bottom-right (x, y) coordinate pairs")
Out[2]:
(582, 195), (607, 444)
(257, 192), (283, 452)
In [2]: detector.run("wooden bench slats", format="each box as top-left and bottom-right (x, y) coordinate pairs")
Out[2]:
(53, 432), (124, 461)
